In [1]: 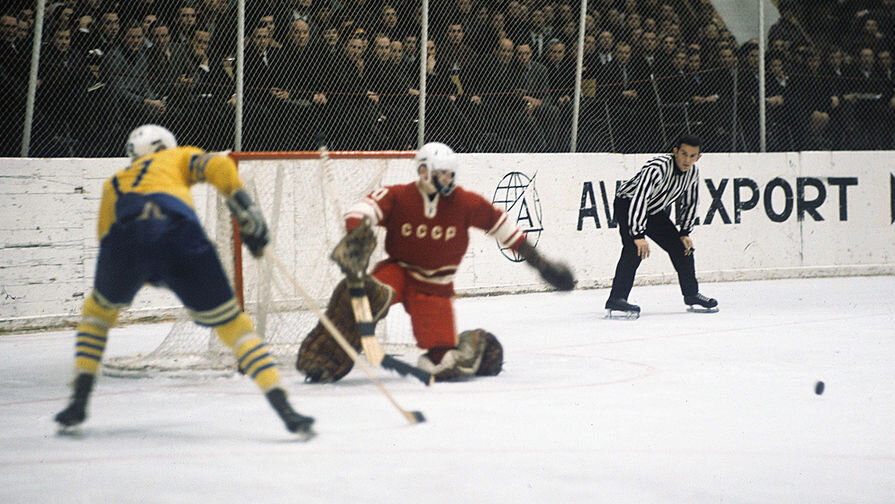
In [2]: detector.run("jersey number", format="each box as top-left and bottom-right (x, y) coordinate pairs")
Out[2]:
(131, 159), (152, 188)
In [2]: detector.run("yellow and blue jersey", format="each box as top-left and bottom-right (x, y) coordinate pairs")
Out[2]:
(91, 146), (244, 325)
(97, 146), (243, 241)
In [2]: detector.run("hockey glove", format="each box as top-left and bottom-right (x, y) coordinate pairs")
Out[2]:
(227, 188), (269, 258)
(519, 241), (576, 291)
(330, 217), (376, 279)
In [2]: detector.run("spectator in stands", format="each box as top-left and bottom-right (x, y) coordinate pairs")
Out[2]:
(198, 0), (236, 56)
(440, 22), (477, 74)
(794, 48), (837, 150)
(141, 13), (157, 49)
(174, 4), (198, 45)
(281, 19), (328, 118)
(605, 41), (644, 153)
(527, 7), (552, 61)
(402, 34), (418, 67)
(282, 0), (315, 39)
(34, 27), (86, 156)
(513, 43), (549, 151)
(711, 46), (741, 152)
(469, 37), (523, 152)
(320, 25), (341, 57)
(377, 4), (402, 42)
(856, 0), (895, 36)
(170, 28), (233, 150)
(685, 51), (723, 148)
(632, 30), (663, 77)
(103, 22), (166, 150)
(366, 33), (411, 148)
(765, 55), (795, 151)
(410, 37), (460, 148)
(852, 17), (889, 54)
(243, 22), (289, 150)
(259, 12), (283, 50)
(542, 38), (575, 151)
(660, 48), (689, 105)
(147, 20), (180, 102)
(84, 9), (120, 60)
(879, 49), (894, 93)
(326, 32), (377, 149)
(842, 47), (891, 149)
(596, 30), (615, 67)
(657, 34), (678, 76)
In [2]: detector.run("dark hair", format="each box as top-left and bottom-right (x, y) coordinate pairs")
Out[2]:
(674, 134), (702, 150)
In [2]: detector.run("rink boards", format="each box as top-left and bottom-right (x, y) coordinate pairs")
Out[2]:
(1, 151), (893, 328)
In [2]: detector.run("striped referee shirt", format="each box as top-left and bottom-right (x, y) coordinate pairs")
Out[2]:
(616, 154), (699, 239)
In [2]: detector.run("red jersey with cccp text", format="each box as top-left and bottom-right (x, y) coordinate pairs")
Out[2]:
(345, 182), (526, 296)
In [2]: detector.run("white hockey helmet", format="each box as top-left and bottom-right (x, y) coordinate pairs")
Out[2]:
(125, 124), (178, 160)
(415, 141), (458, 195)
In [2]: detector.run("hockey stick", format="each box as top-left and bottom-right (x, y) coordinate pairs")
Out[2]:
(345, 277), (434, 386)
(266, 250), (425, 424)
(320, 146), (433, 386)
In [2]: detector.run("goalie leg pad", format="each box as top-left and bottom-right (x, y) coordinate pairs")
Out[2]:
(417, 329), (500, 381)
(296, 277), (394, 382)
(476, 330), (504, 377)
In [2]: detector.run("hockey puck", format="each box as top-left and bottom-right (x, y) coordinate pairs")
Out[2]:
(815, 381), (825, 395)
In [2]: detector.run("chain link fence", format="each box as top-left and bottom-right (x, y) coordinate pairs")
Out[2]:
(2, 0), (893, 157)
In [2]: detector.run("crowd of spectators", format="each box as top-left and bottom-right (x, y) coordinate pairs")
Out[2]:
(0, 0), (893, 157)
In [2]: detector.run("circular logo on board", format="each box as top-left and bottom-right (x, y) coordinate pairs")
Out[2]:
(492, 172), (543, 262)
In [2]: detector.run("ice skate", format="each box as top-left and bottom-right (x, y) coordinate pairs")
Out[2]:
(605, 297), (640, 320)
(685, 293), (718, 313)
(55, 373), (94, 434)
(266, 388), (316, 440)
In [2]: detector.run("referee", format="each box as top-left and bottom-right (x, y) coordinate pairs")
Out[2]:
(605, 135), (718, 316)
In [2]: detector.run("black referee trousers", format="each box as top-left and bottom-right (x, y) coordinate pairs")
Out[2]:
(608, 197), (699, 300)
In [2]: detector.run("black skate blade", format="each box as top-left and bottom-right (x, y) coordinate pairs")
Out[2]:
(687, 306), (719, 313)
(605, 309), (640, 320)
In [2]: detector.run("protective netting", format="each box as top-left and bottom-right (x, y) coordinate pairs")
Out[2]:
(102, 152), (416, 377)
(4, 1), (894, 156)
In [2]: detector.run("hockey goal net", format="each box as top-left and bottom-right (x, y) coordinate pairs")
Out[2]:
(103, 150), (417, 377)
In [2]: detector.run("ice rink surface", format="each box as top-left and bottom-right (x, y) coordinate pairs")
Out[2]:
(2, 276), (894, 503)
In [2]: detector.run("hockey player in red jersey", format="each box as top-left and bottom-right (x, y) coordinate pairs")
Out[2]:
(297, 142), (575, 382)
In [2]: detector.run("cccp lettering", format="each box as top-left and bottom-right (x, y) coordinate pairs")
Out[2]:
(401, 222), (457, 241)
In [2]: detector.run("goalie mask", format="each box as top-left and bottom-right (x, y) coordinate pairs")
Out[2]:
(416, 142), (458, 196)
(126, 124), (178, 160)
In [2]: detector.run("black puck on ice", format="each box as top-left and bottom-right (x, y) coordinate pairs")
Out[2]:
(815, 381), (825, 395)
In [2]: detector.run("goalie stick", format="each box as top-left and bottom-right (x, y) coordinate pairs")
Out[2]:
(320, 146), (434, 386)
(267, 250), (425, 424)
(346, 279), (434, 386)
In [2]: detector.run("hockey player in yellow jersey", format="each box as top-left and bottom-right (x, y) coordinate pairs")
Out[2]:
(55, 124), (315, 438)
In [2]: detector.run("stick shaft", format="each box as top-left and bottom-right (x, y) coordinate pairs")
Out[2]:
(266, 250), (422, 423)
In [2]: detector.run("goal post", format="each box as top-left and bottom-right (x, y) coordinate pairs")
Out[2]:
(102, 150), (418, 377)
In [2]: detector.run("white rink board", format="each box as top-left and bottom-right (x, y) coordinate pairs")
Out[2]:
(2, 151), (894, 329)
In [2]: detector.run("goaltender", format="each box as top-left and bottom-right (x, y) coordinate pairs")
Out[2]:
(297, 142), (575, 382)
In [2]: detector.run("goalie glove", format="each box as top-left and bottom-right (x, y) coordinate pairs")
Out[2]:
(226, 188), (269, 258)
(330, 217), (376, 279)
(519, 241), (576, 291)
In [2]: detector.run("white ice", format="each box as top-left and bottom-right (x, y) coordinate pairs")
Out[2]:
(2, 276), (894, 503)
